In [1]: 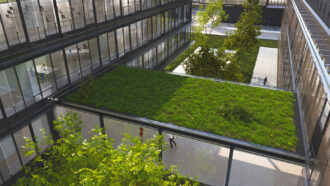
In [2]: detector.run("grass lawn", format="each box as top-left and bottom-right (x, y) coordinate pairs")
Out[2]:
(66, 66), (297, 151)
(165, 34), (278, 83)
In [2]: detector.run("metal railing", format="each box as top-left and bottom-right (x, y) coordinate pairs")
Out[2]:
(55, 101), (306, 185)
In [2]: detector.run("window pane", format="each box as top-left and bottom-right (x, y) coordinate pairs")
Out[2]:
(104, 117), (157, 147)
(13, 125), (35, 165)
(34, 55), (57, 98)
(108, 31), (117, 60)
(113, 0), (121, 17)
(163, 132), (230, 185)
(0, 68), (25, 117)
(122, 0), (129, 16)
(105, 0), (114, 20)
(136, 21), (142, 46)
(15, 61), (41, 106)
(70, 0), (85, 29)
(54, 106), (100, 139)
(99, 33), (110, 65)
(0, 1), (26, 45)
(123, 26), (130, 53)
(77, 40), (92, 77)
(39, 0), (59, 35)
(89, 38), (101, 70)
(229, 150), (303, 186)
(57, 0), (73, 33)
(21, 0), (46, 42)
(50, 50), (68, 88)
(0, 135), (22, 180)
(116, 28), (124, 57)
(130, 23), (137, 50)
(0, 18), (8, 51)
(95, 0), (106, 23)
(83, 0), (95, 25)
(65, 45), (82, 83)
(31, 114), (51, 152)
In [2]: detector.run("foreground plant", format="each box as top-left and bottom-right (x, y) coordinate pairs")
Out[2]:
(16, 113), (198, 186)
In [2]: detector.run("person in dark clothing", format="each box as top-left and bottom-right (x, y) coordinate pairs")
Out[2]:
(169, 135), (177, 148)
(264, 77), (267, 86)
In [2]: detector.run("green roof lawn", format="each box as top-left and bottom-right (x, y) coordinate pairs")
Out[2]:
(66, 66), (298, 151)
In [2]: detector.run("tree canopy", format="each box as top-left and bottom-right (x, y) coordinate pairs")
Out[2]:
(15, 113), (198, 186)
(224, 0), (262, 53)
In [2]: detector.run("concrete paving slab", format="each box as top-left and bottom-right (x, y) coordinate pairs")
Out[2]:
(251, 47), (278, 88)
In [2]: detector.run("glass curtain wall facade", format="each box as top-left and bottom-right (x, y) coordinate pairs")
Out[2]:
(278, 0), (330, 186)
(0, 0), (191, 183)
(0, 0), (190, 51)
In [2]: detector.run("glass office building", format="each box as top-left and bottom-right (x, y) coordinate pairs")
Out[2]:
(278, 0), (330, 185)
(0, 0), (192, 184)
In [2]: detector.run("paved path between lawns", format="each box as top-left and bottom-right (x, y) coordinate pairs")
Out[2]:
(250, 47), (278, 88)
(197, 22), (280, 40)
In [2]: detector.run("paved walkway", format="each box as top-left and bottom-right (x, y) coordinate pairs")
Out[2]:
(250, 47), (278, 88)
(55, 106), (304, 186)
(197, 22), (281, 40)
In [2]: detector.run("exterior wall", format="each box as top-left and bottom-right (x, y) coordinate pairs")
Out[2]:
(0, 0), (192, 184)
(278, 0), (330, 185)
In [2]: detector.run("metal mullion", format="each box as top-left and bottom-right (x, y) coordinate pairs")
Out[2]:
(87, 40), (94, 71)
(62, 48), (72, 85)
(92, 0), (98, 23)
(10, 133), (24, 167)
(129, 24), (132, 50)
(114, 29), (119, 59)
(0, 15), (9, 47)
(48, 54), (59, 91)
(112, 0), (116, 19)
(75, 44), (83, 78)
(99, 113), (105, 134)
(0, 99), (6, 119)
(224, 146), (234, 186)
(46, 108), (58, 140)
(13, 67), (27, 108)
(32, 60), (44, 99)
(81, 0), (87, 26)
(37, 0), (47, 37)
(96, 36), (103, 68)
(119, 0), (123, 16)
(53, 0), (63, 35)
(68, 0), (76, 30)
(28, 121), (40, 154)
(16, 0), (30, 43)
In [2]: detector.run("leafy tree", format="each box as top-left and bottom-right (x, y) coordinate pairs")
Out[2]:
(184, 46), (243, 82)
(223, 0), (262, 53)
(15, 112), (198, 186)
(194, 0), (228, 46)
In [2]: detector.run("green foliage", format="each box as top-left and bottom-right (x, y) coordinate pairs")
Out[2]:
(66, 66), (298, 151)
(194, 0), (227, 47)
(184, 46), (243, 82)
(224, 0), (262, 53)
(16, 112), (198, 186)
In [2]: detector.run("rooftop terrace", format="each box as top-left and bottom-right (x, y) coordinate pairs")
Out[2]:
(66, 66), (298, 151)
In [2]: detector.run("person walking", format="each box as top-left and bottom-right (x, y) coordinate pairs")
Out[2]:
(169, 135), (177, 148)
(263, 77), (267, 86)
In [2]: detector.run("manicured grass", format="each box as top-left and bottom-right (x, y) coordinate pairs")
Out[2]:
(165, 34), (278, 83)
(66, 66), (297, 151)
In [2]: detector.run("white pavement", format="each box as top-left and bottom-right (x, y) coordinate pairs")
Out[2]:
(55, 107), (304, 186)
(251, 47), (278, 88)
(199, 22), (281, 40)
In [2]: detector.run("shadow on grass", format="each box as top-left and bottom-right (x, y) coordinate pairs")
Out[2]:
(65, 66), (189, 119)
